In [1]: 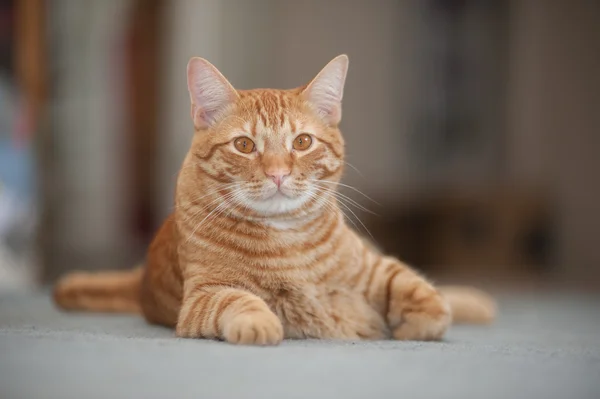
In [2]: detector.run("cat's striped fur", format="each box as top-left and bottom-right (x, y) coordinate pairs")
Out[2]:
(54, 55), (495, 345)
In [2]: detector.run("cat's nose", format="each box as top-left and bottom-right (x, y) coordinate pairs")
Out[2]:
(265, 169), (291, 188)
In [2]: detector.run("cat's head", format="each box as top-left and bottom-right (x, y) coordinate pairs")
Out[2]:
(182, 55), (348, 217)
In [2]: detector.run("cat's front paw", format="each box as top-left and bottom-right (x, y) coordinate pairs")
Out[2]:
(223, 311), (284, 346)
(390, 291), (451, 341)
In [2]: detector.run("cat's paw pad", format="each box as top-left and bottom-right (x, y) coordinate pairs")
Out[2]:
(392, 294), (451, 341)
(223, 312), (284, 346)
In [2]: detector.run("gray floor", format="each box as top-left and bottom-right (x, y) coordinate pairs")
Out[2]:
(1, 289), (599, 399)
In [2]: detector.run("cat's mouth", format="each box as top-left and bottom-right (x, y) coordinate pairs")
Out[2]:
(261, 182), (297, 201)
(267, 190), (293, 200)
(242, 185), (310, 215)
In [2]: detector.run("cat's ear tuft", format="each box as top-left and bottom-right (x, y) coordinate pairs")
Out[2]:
(187, 57), (238, 130)
(302, 54), (349, 126)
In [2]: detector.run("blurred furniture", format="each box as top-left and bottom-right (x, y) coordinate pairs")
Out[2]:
(368, 189), (555, 278)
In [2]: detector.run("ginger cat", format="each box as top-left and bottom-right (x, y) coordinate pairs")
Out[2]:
(54, 55), (495, 345)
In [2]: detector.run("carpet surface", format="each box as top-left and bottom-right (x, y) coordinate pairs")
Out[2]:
(1, 290), (599, 399)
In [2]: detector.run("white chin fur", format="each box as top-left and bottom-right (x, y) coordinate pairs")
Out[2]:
(243, 191), (311, 216)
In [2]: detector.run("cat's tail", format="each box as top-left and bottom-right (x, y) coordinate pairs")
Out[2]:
(438, 285), (497, 325)
(53, 267), (144, 314)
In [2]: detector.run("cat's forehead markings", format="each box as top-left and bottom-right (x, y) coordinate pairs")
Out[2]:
(279, 118), (293, 136)
(239, 90), (303, 137)
(289, 118), (298, 134)
(242, 121), (253, 136)
(255, 118), (296, 141)
(253, 117), (268, 137)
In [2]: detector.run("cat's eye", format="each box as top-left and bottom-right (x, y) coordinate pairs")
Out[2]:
(233, 137), (255, 154)
(293, 134), (313, 151)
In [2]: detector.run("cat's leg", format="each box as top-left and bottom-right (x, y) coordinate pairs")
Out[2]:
(176, 285), (283, 345)
(363, 255), (451, 341)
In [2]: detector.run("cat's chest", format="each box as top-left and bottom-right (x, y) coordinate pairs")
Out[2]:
(264, 284), (337, 336)
(263, 219), (302, 230)
(262, 283), (387, 340)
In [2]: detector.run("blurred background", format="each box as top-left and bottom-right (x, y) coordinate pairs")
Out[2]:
(1, 0), (599, 292)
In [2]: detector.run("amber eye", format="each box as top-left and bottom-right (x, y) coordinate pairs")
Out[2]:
(293, 134), (313, 151)
(233, 137), (256, 154)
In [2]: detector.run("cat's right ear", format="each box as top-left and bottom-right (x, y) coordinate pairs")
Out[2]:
(302, 55), (349, 126)
(187, 57), (239, 130)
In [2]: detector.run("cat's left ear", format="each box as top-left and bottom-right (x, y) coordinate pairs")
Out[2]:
(187, 57), (239, 130)
(302, 54), (349, 126)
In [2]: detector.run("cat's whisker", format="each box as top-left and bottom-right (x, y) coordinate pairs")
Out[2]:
(308, 179), (380, 205)
(343, 161), (365, 178)
(334, 205), (361, 234)
(180, 188), (242, 218)
(172, 183), (242, 210)
(335, 194), (378, 216)
(336, 198), (375, 239)
(313, 185), (378, 216)
(180, 188), (245, 225)
(202, 202), (233, 230)
(305, 190), (361, 234)
(310, 186), (374, 238)
(209, 190), (253, 229)
(218, 190), (247, 221)
(312, 185), (375, 215)
(185, 195), (237, 243)
(177, 183), (244, 206)
(305, 190), (336, 214)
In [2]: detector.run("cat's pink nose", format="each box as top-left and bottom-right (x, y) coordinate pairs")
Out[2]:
(266, 170), (291, 188)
